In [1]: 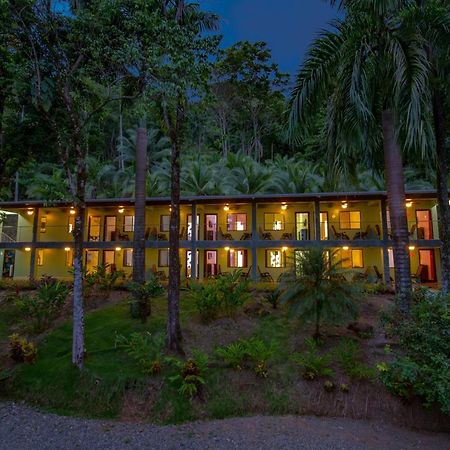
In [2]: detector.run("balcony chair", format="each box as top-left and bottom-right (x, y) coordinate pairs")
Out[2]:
(353, 266), (371, 281)
(216, 265), (229, 277)
(157, 232), (168, 241)
(409, 224), (417, 238)
(118, 232), (130, 241)
(259, 226), (273, 240)
(146, 227), (158, 241)
(240, 232), (252, 240)
(152, 264), (167, 281)
(373, 265), (394, 283)
(258, 266), (274, 282)
(331, 225), (349, 240)
(240, 265), (252, 280)
(375, 224), (382, 240)
(353, 225), (371, 240)
(281, 231), (293, 240)
(411, 264), (426, 283)
(219, 227), (233, 240)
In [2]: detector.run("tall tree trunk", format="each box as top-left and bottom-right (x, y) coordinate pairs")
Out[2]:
(72, 145), (86, 369)
(432, 90), (450, 294)
(382, 109), (412, 315)
(133, 124), (147, 284)
(167, 136), (183, 353)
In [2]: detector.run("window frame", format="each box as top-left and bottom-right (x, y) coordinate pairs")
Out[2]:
(227, 249), (248, 268)
(37, 249), (44, 266)
(264, 212), (285, 231)
(339, 211), (361, 230)
(158, 249), (169, 267)
(265, 249), (285, 268)
(123, 249), (133, 267)
(341, 248), (364, 269)
(123, 215), (135, 232)
(160, 215), (170, 232)
(226, 213), (248, 232)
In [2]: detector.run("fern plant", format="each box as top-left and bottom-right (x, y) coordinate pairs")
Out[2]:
(215, 341), (248, 369)
(291, 338), (334, 380)
(333, 338), (376, 380)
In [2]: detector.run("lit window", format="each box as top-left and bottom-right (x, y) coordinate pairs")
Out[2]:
(160, 215), (170, 232)
(37, 249), (44, 266)
(228, 249), (247, 268)
(123, 215), (135, 232)
(158, 249), (169, 267)
(388, 249), (394, 268)
(68, 215), (74, 233)
(123, 249), (133, 267)
(66, 249), (74, 267)
(227, 213), (247, 231)
(264, 213), (285, 231)
(40, 216), (47, 233)
(341, 249), (364, 269)
(339, 211), (361, 230)
(266, 250), (285, 268)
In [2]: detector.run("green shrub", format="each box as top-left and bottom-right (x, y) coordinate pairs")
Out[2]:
(9, 333), (37, 363)
(333, 338), (376, 380)
(166, 350), (209, 398)
(379, 292), (450, 414)
(215, 341), (248, 369)
(190, 271), (250, 323)
(115, 332), (165, 375)
(291, 338), (334, 380)
(15, 281), (69, 332)
(265, 290), (281, 309)
(128, 276), (164, 322)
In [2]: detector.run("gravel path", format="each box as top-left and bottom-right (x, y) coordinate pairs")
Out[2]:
(0, 402), (449, 450)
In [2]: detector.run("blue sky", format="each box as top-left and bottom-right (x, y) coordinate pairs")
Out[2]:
(201, 0), (338, 75)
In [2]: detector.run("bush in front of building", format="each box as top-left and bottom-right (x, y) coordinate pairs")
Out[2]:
(378, 291), (450, 414)
(9, 333), (37, 363)
(128, 275), (165, 322)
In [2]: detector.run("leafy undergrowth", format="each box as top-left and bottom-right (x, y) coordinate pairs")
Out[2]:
(1, 292), (448, 430)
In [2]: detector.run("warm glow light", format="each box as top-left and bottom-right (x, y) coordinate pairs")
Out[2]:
(118, 207), (125, 214)
(26, 208), (34, 215)
(281, 203), (287, 211)
(64, 247), (71, 252)
(408, 245), (415, 251)
(69, 208), (76, 215)
(282, 246), (288, 252)
(115, 247), (122, 251)
(223, 204), (230, 211)
(229, 248), (235, 253)
(341, 201), (348, 209)
(342, 246), (349, 251)
(405, 201), (413, 208)
(224, 246), (230, 251)
(24, 247), (31, 252)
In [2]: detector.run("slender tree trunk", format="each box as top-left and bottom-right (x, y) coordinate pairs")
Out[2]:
(133, 124), (147, 284)
(432, 90), (450, 294)
(382, 109), (412, 315)
(72, 145), (86, 369)
(167, 136), (183, 353)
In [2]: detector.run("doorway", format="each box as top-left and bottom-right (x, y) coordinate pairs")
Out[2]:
(418, 249), (436, 282)
(320, 212), (329, 240)
(2, 250), (15, 277)
(204, 250), (218, 277)
(295, 212), (310, 240)
(88, 216), (101, 241)
(103, 250), (115, 272)
(416, 210), (433, 240)
(104, 216), (117, 242)
(186, 250), (199, 279)
(85, 250), (99, 272)
(205, 214), (217, 241)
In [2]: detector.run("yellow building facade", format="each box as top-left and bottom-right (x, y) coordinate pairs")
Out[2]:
(0, 191), (443, 284)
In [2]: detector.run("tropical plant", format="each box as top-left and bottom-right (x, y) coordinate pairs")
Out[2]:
(128, 276), (165, 322)
(291, 338), (334, 380)
(280, 249), (360, 338)
(9, 334), (37, 363)
(215, 341), (248, 370)
(333, 337), (376, 380)
(289, 1), (433, 314)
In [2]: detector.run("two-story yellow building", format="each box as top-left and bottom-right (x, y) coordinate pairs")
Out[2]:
(0, 191), (443, 285)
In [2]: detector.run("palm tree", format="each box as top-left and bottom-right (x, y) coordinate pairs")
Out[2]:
(279, 249), (359, 339)
(289, 2), (430, 315)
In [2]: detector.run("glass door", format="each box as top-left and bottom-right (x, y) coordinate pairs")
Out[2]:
(186, 250), (199, 279)
(2, 250), (15, 277)
(295, 212), (310, 240)
(85, 250), (99, 272)
(187, 214), (200, 240)
(320, 212), (329, 240)
(103, 250), (115, 272)
(88, 216), (101, 241)
(419, 249), (436, 282)
(204, 250), (218, 277)
(205, 214), (217, 241)
(104, 216), (117, 241)
(416, 210), (433, 240)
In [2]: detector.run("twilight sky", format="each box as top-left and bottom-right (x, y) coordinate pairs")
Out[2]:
(201, 0), (338, 75)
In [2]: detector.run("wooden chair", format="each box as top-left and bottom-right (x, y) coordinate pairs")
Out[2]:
(332, 225), (349, 240)
(144, 227), (151, 240)
(240, 265), (252, 280)
(219, 227), (233, 240)
(259, 226), (273, 240)
(411, 264), (426, 283)
(353, 266), (370, 281)
(373, 265), (384, 282)
(258, 266), (274, 282)
(409, 224), (417, 238)
(157, 232), (168, 241)
(375, 224), (382, 240)
(240, 232), (252, 240)
(281, 232), (293, 240)
(353, 225), (371, 240)
(118, 232), (130, 241)
(152, 264), (166, 281)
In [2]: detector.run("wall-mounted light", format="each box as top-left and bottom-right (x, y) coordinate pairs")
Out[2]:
(224, 246), (230, 251)
(408, 245), (415, 251)
(115, 247), (122, 252)
(118, 206), (125, 214)
(342, 246), (349, 251)
(26, 208), (34, 216)
(281, 203), (287, 211)
(24, 247), (31, 252)
(69, 208), (76, 215)
(64, 247), (71, 252)
(341, 201), (348, 209)
(282, 246), (288, 252)
(229, 248), (235, 253)
(223, 204), (230, 211)
(405, 200), (413, 208)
